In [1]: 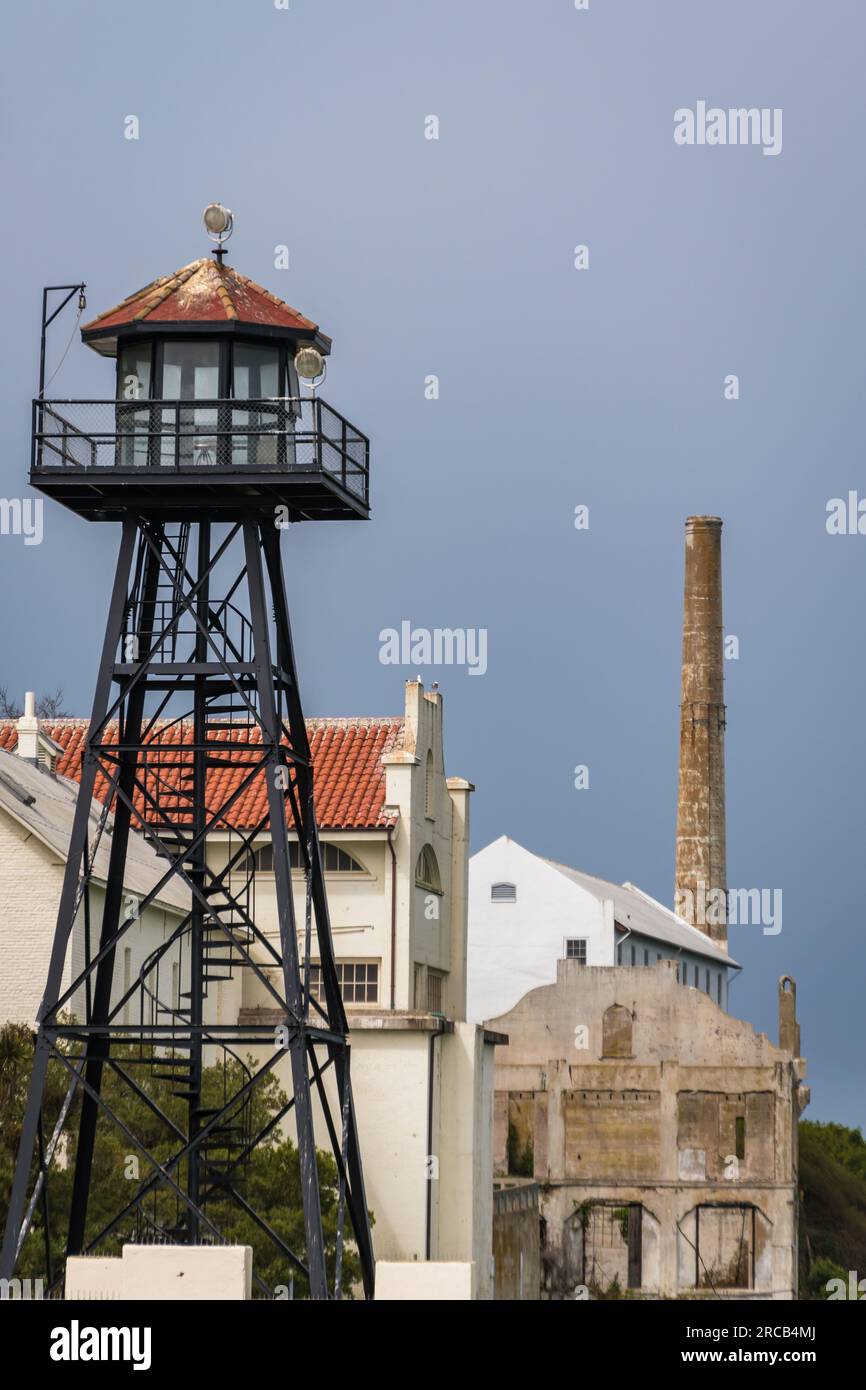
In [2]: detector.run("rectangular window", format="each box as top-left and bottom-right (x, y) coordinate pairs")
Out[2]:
(309, 960), (379, 1005)
(630, 944), (636, 966)
(643, 948), (649, 966)
(705, 969), (710, 993)
(232, 342), (280, 400)
(617, 944), (622, 964)
(565, 938), (587, 963)
(717, 973), (723, 1005)
(657, 953), (662, 964)
(426, 969), (445, 1014)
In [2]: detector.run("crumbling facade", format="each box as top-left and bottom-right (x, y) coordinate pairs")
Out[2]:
(489, 960), (808, 1299)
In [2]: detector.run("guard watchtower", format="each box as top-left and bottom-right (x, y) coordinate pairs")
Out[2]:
(1, 208), (374, 1300)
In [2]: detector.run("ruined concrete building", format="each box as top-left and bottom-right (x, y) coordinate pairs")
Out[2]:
(488, 964), (806, 1298)
(479, 518), (809, 1299)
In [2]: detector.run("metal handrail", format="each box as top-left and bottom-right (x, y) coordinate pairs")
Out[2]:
(31, 396), (370, 503)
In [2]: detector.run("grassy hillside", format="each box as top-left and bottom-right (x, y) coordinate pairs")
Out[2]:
(798, 1121), (866, 1298)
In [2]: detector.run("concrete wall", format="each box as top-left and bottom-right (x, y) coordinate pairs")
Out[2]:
(493, 1182), (541, 1300)
(66, 1245), (252, 1300)
(375, 1261), (475, 1300)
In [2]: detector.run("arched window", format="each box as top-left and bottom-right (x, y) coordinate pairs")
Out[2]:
(602, 1004), (633, 1058)
(491, 882), (517, 903)
(415, 844), (442, 894)
(320, 844), (367, 873)
(249, 841), (367, 874)
(425, 749), (435, 818)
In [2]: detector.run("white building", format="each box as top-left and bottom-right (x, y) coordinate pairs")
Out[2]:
(467, 835), (736, 1025)
(0, 681), (499, 1298)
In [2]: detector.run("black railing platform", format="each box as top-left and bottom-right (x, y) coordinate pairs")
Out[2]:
(31, 397), (370, 521)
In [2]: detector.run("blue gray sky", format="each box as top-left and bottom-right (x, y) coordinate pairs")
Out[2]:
(1, 1), (863, 1125)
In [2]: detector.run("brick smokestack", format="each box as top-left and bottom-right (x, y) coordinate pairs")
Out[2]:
(675, 517), (727, 947)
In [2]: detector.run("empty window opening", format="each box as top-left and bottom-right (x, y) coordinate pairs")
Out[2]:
(506, 1093), (535, 1178)
(694, 1205), (754, 1290)
(580, 1202), (643, 1293)
(735, 1115), (746, 1162)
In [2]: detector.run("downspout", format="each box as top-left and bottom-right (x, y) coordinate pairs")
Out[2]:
(425, 1018), (446, 1261)
(386, 823), (397, 1010)
(616, 922), (632, 964)
(725, 959), (743, 1006)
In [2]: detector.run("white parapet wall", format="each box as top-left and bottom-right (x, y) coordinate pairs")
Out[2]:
(66, 1245), (252, 1301)
(375, 1261), (476, 1300)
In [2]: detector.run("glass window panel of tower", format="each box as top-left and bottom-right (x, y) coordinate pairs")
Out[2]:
(232, 343), (283, 468)
(116, 344), (153, 467)
(161, 342), (220, 466)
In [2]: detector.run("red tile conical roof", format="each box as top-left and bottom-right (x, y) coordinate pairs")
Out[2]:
(82, 258), (330, 355)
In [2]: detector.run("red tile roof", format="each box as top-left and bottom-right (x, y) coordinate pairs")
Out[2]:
(0, 718), (402, 831)
(82, 258), (327, 341)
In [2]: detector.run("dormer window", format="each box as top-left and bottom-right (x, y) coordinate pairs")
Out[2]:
(491, 882), (516, 903)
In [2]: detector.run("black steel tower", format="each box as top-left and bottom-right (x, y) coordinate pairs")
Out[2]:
(1, 213), (374, 1299)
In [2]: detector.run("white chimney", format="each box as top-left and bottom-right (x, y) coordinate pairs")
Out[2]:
(16, 691), (39, 762)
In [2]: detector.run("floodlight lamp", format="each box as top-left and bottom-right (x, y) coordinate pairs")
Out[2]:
(203, 203), (234, 242)
(294, 346), (327, 385)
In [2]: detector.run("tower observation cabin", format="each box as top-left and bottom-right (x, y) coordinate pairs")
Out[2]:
(32, 222), (369, 521)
